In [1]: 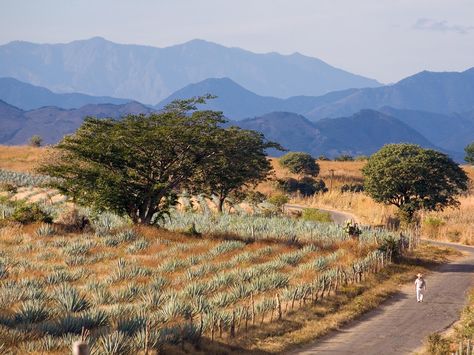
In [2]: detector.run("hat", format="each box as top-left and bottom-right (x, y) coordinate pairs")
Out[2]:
(417, 273), (423, 277)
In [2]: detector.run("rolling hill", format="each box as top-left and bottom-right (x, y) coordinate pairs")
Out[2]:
(0, 100), (152, 145)
(235, 110), (442, 158)
(305, 68), (474, 119)
(0, 37), (381, 103)
(156, 77), (356, 120)
(0, 77), (131, 110)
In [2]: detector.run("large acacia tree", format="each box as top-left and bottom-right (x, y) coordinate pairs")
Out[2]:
(39, 97), (281, 223)
(362, 144), (468, 224)
(39, 98), (229, 224)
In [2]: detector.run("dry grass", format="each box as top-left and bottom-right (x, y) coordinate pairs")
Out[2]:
(0, 145), (48, 172)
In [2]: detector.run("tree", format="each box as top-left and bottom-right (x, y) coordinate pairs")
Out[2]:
(464, 142), (474, 164)
(362, 144), (468, 224)
(38, 97), (226, 225)
(279, 152), (319, 176)
(29, 135), (43, 147)
(196, 127), (283, 212)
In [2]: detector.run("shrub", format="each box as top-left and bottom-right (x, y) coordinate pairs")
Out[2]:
(277, 177), (328, 196)
(343, 220), (362, 239)
(423, 216), (445, 239)
(11, 203), (52, 224)
(378, 235), (401, 262)
(334, 154), (354, 161)
(268, 194), (289, 209)
(298, 177), (328, 196)
(276, 178), (299, 193)
(29, 135), (43, 147)
(340, 183), (364, 193)
(56, 208), (89, 232)
(302, 208), (332, 223)
(426, 333), (450, 355)
(0, 183), (17, 194)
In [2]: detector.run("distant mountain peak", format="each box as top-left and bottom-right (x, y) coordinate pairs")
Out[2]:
(0, 38), (382, 103)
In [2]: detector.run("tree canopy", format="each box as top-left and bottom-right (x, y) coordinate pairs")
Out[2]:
(362, 144), (468, 224)
(195, 126), (282, 212)
(39, 97), (279, 224)
(279, 152), (319, 176)
(464, 142), (474, 164)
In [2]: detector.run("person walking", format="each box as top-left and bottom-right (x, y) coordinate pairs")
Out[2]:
(415, 273), (426, 302)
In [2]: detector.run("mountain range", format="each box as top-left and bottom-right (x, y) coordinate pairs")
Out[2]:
(235, 110), (445, 158)
(0, 100), (151, 145)
(0, 77), (131, 110)
(0, 37), (472, 162)
(0, 37), (381, 103)
(156, 68), (474, 121)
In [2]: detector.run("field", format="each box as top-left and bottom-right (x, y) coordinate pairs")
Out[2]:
(0, 145), (469, 353)
(0, 147), (409, 354)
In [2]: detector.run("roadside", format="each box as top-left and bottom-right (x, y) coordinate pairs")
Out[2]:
(291, 241), (474, 355)
(197, 242), (461, 354)
(284, 203), (358, 224)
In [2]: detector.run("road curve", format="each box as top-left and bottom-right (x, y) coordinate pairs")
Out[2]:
(291, 240), (474, 355)
(284, 204), (357, 224)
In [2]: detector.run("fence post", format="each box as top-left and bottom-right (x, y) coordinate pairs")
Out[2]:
(72, 341), (89, 355)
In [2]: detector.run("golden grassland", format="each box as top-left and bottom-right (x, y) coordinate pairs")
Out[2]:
(267, 157), (474, 245)
(1, 145), (474, 244)
(0, 145), (48, 172)
(0, 146), (469, 353)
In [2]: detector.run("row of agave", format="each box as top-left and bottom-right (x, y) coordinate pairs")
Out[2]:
(0, 169), (54, 187)
(0, 227), (399, 354)
(162, 211), (397, 246)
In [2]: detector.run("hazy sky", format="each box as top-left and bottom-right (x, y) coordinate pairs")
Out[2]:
(1, 0), (473, 83)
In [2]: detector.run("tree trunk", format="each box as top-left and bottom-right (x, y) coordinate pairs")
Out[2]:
(217, 197), (226, 213)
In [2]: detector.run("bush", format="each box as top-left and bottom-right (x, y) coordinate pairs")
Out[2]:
(334, 154), (354, 161)
(276, 178), (300, 193)
(29, 135), (43, 147)
(378, 235), (402, 262)
(340, 183), (364, 193)
(343, 220), (362, 239)
(11, 203), (52, 224)
(268, 194), (289, 208)
(244, 191), (267, 207)
(56, 208), (89, 231)
(317, 155), (330, 161)
(0, 183), (17, 194)
(426, 333), (450, 355)
(423, 216), (445, 239)
(277, 177), (328, 196)
(302, 208), (332, 223)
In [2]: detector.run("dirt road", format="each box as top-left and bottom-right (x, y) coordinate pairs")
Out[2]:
(292, 240), (474, 354)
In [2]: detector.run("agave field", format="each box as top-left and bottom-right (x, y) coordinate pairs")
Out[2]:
(0, 169), (411, 354)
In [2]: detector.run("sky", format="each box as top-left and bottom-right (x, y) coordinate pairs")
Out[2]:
(0, 0), (473, 83)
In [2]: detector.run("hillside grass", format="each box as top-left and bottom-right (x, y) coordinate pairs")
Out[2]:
(0, 145), (48, 172)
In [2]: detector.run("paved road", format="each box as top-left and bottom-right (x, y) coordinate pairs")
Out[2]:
(284, 204), (357, 224)
(292, 240), (474, 355)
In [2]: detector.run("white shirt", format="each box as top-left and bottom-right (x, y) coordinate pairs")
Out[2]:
(415, 278), (426, 290)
